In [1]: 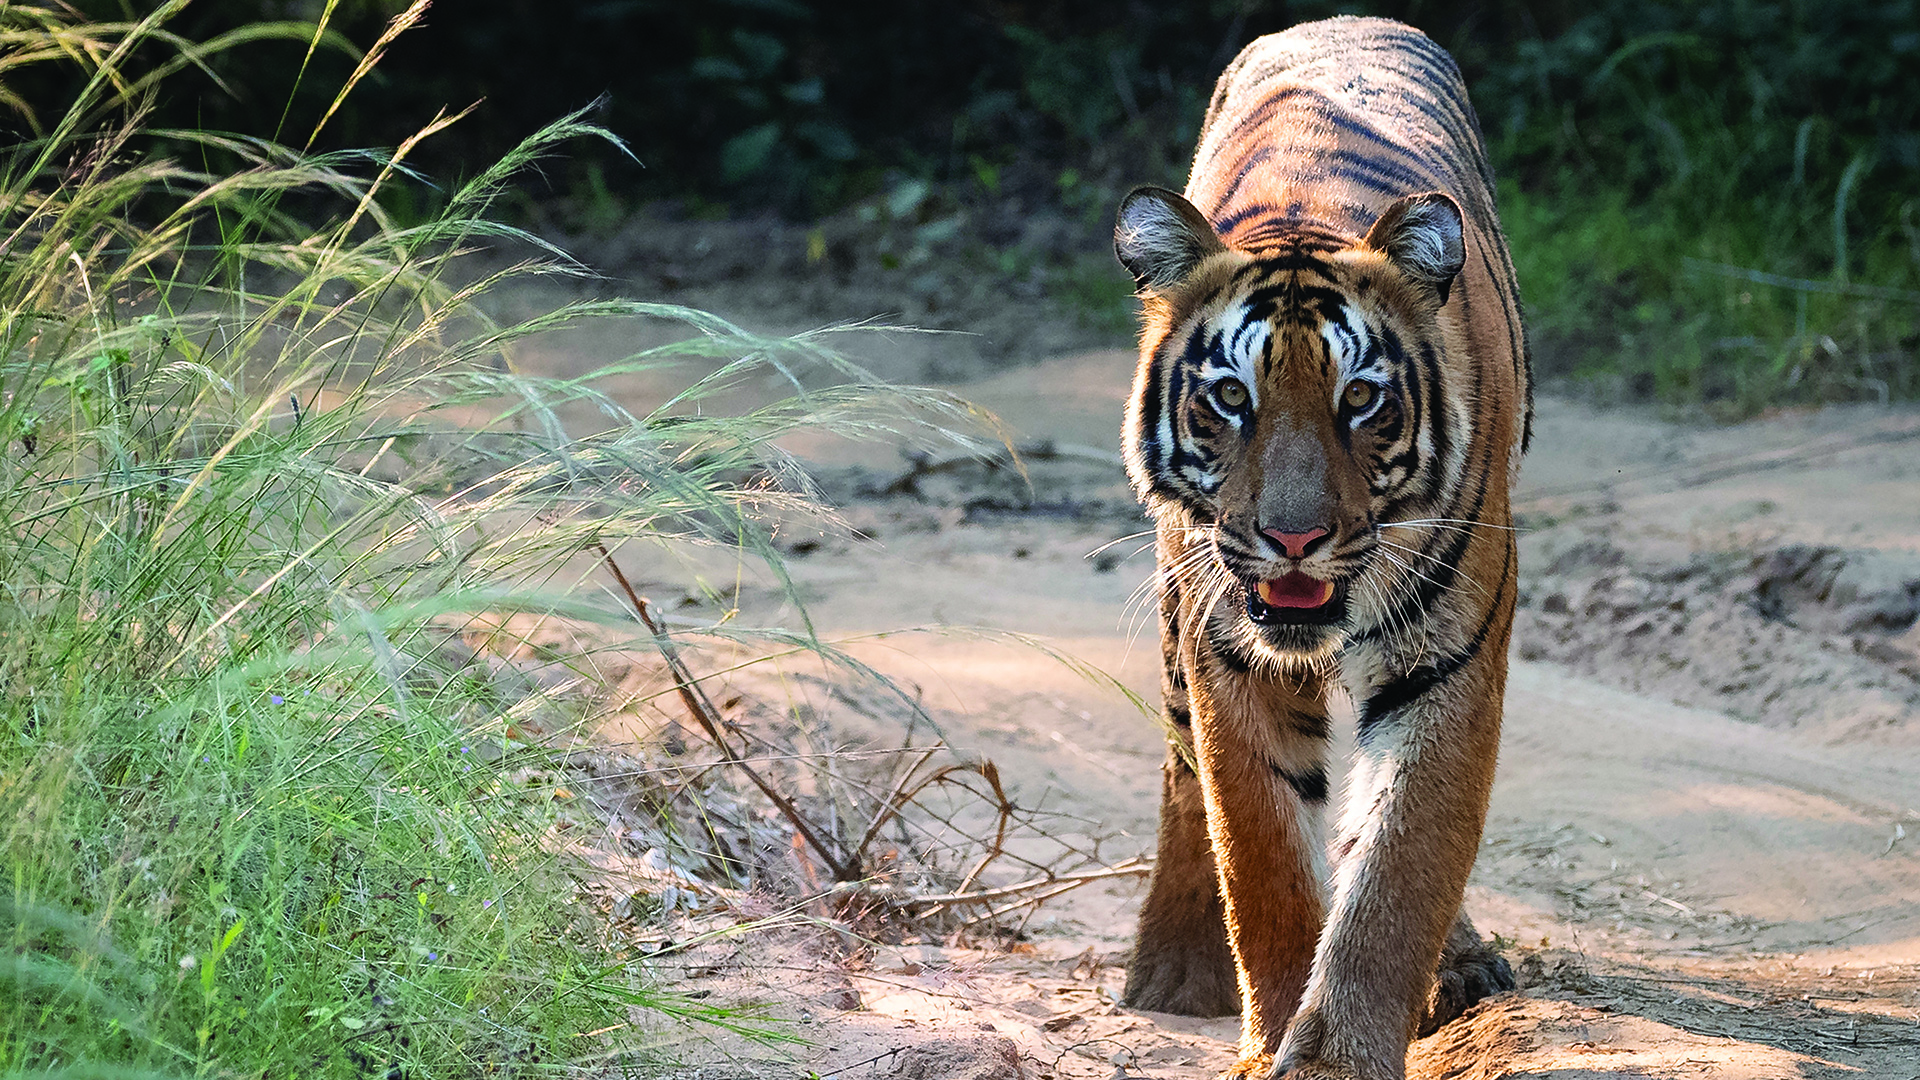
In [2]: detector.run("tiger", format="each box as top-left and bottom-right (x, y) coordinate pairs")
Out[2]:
(1110, 17), (1529, 1080)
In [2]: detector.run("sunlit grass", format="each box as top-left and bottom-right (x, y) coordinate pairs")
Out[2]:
(1503, 178), (1919, 415)
(0, 5), (980, 1075)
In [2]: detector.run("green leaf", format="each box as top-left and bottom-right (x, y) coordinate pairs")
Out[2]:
(721, 123), (782, 183)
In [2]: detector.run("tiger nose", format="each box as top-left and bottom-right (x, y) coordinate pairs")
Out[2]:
(1261, 525), (1330, 559)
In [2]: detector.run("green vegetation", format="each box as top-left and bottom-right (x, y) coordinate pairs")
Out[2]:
(1479, 1), (1918, 412)
(0, 6), (968, 1075)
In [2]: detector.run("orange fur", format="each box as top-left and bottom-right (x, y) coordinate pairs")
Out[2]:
(1116, 17), (1527, 1080)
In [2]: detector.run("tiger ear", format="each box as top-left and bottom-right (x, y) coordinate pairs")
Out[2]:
(1363, 192), (1466, 306)
(1114, 186), (1228, 291)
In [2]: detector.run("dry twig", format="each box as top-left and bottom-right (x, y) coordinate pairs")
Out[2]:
(914, 856), (1153, 915)
(596, 541), (855, 881)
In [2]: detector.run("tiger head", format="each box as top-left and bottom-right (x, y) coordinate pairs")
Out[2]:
(1114, 186), (1471, 660)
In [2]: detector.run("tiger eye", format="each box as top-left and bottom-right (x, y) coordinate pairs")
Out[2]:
(1215, 379), (1249, 409)
(1343, 381), (1376, 410)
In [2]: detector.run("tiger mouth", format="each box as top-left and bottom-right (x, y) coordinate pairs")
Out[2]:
(1246, 571), (1345, 625)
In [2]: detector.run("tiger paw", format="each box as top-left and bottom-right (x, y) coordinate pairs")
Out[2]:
(1418, 937), (1516, 1035)
(1124, 940), (1240, 1016)
(1220, 1053), (1273, 1078)
(1269, 1062), (1360, 1080)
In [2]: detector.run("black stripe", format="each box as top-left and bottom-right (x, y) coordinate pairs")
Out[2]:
(1275, 765), (1329, 804)
(1241, 280), (1347, 324)
(1417, 340), (1450, 495)
(1208, 627), (1258, 675)
(1228, 221), (1355, 252)
(1379, 447), (1419, 478)
(1226, 314), (1265, 372)
(1213, 86), (1317, 150)
(1215, 146), (1276, 209)
(1349, 463), (1491, 645)
(1211, 202), (1275, 236)
(1475, 239), (1533, 459)
(1357, 540), (1513, 740)
(1521, 338), (1536, 455)
(1321, 147), (1437, 192)
(1374, 410), (1405, 447)
(1379, 326), (1420, 446)
(1210, 204), (1353, 249)
(1167, 700), (1192, 729)
(1134, 329), (1168, 484)
(1321, 105), (1424, 157)
(1392, 71), (1480, 165)
(1148, 330), (1210, 508)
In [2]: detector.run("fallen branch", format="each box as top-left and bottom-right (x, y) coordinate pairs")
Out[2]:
(595, 541), (855, 881)
(848, 756), (1016, 891)
(884, 438), (1123, 495)
(582, 541), (1140, 927)
(913, 855), (1152, 914)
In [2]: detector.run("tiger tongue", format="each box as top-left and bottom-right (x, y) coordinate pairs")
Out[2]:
(1257, 572), (1334, 609)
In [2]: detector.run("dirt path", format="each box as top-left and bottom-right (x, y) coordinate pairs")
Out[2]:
(608, 341), (1917, 1078)
(496, 255), (1920, 1077)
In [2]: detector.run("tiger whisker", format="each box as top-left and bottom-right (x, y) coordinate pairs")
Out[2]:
(1356, 564), (1412, 652)
(1374, 537), (1488, 599)
(1085, 529), (1163, 559)
(1377, 517), (1523, 534)
(1121, 531), (1222, 661)
(1374, 546), (1454, 601)
(1193, 570), (1235, 670)
(1123, 535), (1215, 615)
(1359, 553), (1434, 664)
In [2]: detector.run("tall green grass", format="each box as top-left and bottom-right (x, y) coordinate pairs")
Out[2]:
(0, 6), (972, 1075)
(1482, 2), (1919, 412)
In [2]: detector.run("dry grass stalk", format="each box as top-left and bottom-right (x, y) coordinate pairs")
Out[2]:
(557, 542), (1147, 934)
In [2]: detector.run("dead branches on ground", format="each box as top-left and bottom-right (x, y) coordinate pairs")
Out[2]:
(535, 542), (1149, 940)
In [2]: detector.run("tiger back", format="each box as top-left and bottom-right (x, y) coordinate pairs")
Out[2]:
(1113, 17), (1528, 1080)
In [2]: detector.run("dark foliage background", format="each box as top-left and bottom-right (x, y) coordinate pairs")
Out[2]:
(26, 0), (1918, 408)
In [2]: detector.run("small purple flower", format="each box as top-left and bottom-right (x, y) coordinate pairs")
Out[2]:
(201, 756), (210, 763)
(481, 899), (493, 909)
(270, 694), (284, 705)
(427, 952), (438, 961)
(460, 746), (470, 754)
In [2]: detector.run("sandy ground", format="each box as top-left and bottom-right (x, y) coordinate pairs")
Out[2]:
(490, 254), (1920, 1077)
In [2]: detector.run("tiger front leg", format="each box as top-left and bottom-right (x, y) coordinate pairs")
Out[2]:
(1126, 736), (1240, 1015)
(1185, 657), (1334, 1066)
(1128, 571), (1240, 1016)
(1270, 655), (1508, 1080)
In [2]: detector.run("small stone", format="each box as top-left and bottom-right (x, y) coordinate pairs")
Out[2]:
(818, 982), (861, 1011)
(887, 1034), (1025, 1079)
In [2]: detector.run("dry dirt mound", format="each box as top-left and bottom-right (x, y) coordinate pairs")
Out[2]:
(1516, 535), (1920, 743)
(1408, 992), (1819, 1080)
